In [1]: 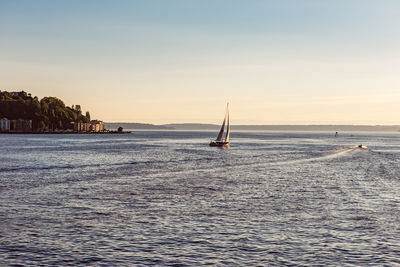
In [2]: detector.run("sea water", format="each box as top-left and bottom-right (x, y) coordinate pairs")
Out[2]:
(0, 131), (399, 265)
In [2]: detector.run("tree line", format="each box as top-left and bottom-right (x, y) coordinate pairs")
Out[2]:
(0, 90), (90, 130)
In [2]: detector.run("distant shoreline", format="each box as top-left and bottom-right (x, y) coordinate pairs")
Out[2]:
(105, 122), (400, 132)
(0, 131), (134, 135)
(4, 125), (399, 134)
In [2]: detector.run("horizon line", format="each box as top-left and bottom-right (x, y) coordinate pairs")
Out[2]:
(104, 122), (400, 126)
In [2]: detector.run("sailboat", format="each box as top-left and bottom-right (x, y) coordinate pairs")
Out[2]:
(209, 103), (230, 147)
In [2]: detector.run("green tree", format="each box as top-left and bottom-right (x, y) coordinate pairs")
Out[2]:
(0, 90), (93, 131)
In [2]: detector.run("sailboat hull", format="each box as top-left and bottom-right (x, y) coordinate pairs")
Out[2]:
(209, 141), (229, 147)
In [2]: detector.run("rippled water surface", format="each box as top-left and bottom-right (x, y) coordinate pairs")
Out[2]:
(1, 131), (400, 265)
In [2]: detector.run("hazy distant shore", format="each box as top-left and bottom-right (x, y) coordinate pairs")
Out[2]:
(105, 122), (400, 132)
(0, 131), (133, 135)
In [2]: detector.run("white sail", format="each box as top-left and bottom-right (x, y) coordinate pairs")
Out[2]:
(225, 109), (230, 143)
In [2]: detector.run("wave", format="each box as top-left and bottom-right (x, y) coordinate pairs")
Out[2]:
(0, 156), (216, 173)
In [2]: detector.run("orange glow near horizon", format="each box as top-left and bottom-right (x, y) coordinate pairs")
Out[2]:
(1, 1), (400, 125)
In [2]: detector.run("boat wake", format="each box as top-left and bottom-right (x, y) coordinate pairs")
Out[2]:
(269, 145), (371, 167)
(332, 145), (369, 151)
(141, 145), (373, 179)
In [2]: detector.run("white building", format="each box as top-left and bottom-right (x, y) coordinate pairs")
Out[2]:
(90, 120), (104, 132)
(73, 120), (104, 133)
(0, 118), (10, 132)
(74, 122), (91, 132)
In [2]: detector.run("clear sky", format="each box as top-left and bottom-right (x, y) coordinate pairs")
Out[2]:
(1, 0), (400, 124)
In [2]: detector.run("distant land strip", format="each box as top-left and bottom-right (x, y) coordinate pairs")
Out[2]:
(105, 122), (174, 130)
(105, 123), (400, 132)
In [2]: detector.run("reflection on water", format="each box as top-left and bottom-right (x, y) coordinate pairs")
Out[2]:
(1, 131), (400, 265)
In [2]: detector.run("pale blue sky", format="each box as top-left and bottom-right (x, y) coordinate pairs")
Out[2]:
(1, 0), (400, 124)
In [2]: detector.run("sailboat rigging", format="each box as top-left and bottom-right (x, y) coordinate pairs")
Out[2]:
(210, 103), (230, 147)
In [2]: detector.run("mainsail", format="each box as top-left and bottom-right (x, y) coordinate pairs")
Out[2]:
(225, 110), (230, 143)
(215, 110), (226, 141)
(216, 105), (229, 142)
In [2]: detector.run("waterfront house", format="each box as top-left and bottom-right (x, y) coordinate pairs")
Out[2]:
(90, 120), (104, 132)
(74, 122), (91, 132)
(73, 120), (105, 133)
(10, 119), (32, 132)
(0, 118), (10, 132)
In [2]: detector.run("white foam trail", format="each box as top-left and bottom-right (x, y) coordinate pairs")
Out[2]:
(270, 147), (366, 166)
(147, 146), (370, 178)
